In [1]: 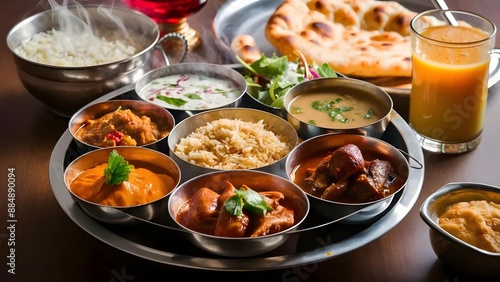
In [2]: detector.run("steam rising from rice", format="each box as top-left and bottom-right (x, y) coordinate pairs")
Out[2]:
(15, 28), (136, 66)
(174, 119), (292, 169)
(14, 0), (137, 67)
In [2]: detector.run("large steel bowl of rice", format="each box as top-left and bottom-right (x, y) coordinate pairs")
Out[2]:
(6, 4), (187, 117)
(167, 108), (299, 183)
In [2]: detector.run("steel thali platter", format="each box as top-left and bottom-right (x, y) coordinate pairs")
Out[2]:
(49, 84), (424, 271)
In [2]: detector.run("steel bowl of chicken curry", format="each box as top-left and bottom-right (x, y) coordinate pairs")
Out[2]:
(286, 133), (409, 224)
(69, 99), (175, 154)
(64, 147), (181, 224)
(167, 170), (310, 257)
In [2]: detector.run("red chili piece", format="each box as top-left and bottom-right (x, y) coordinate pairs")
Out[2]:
(105, 130), (123, 144)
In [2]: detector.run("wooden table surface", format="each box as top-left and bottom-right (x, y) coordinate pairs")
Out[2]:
(1, 1), (499, 281)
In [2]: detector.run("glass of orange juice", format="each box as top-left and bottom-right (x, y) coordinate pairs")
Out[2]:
(409, 9), (498, 154)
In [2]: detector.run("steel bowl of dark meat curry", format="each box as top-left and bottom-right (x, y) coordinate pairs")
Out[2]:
(64, 147), (181, 224)
(167, 170), (310, 257)
(69, 99), (175, 154)
(285, 133), (409, 224)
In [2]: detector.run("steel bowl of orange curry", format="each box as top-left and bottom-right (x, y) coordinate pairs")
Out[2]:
(64, 147), (181, 224)
(167, 170), (310, 257)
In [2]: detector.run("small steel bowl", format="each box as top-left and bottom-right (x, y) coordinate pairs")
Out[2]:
(64, 147), (181, 224)
(420, 182), (500, 278)
(69, 99), (175, 154)
(167, 107), (298, 183)
(6, 5), (187, 117)
(135, 62), (247, 122)
(242, 70), (346, 118)
(283, 77), (393, 140)
(285, 133), (410, 224)
(167, 170), (310, 257)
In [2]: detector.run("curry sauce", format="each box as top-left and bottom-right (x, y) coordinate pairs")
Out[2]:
(70, 163), (175, 207)
(76, 109), (168, 147)
(439, 200), (500, 253)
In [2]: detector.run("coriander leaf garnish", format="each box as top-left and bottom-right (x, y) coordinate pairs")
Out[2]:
(312, 99), (352, 123)
(291, 106), (303, 114)
(364, 108), (378, 119)
(185, 93), (202, 100)
(224, 195), (244, 217)
(157, 96), (188, 107)
(104, 150), (134, 186)
(224, 186), (274, 217)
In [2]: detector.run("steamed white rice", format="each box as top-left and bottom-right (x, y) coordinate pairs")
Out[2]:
(174, 118), (292, 169)
(14, 28), (136, 67)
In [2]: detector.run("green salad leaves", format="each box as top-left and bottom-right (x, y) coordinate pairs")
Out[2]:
(237, 50), (338, 108)
(224, 186), (274, 217)
(104, 150), (134, 185)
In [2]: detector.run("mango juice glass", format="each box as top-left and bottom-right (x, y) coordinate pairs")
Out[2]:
(409, 10), (498, 154)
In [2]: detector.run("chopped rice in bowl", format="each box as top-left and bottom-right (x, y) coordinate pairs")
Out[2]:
(174, 118), (292, 169)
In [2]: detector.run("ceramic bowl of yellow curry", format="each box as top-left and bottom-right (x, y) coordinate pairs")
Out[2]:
(283, 77), (393, 140)
(64, 147), (181, 224)
(69, 99), (175, 154)
(420, 182), (500, 278)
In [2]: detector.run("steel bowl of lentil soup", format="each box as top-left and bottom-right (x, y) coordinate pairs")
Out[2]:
(283, 77), (393, 140)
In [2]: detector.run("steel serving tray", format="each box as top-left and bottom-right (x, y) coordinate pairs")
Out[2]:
(212, 0), (500, 97)
(49, 84), (425, 270)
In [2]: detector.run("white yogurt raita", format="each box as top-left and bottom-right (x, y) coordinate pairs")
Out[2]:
(139, 73), (241, 110)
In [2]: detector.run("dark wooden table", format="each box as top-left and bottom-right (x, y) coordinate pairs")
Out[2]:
(1, 1), (499, 281)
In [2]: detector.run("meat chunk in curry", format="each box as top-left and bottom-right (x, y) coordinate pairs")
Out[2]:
(305, 144), (397, 202)
(177, 181), (295, 237)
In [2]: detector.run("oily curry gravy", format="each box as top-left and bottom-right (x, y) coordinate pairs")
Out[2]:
(288, 91), (386, 128)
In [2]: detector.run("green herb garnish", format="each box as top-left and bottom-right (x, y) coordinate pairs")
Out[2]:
(104, 150), (134, 186)
(224, 185), (274, 217)
(156, 96), (188, 107)
(185, 93), (202, 100)
(312, 99), (353, 123)
(364, 108), (378, 119)
(224, 195), (244, 217)
(291, 106), (303, 114)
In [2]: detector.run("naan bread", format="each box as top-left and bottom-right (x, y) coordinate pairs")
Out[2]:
(230, 34), (262, 63)
(264, 0), (420, 77)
